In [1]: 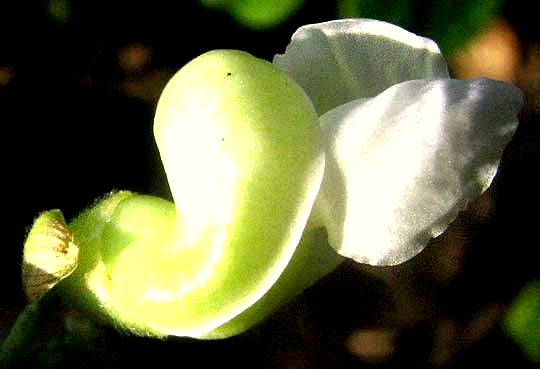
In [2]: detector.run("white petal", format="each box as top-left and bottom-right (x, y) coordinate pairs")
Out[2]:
(273, 19), (449, 115)
(315, 78), (522, 265)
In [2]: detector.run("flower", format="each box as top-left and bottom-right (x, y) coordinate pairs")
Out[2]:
(41, 19), (522, 340)
(207, 19), (522, 338)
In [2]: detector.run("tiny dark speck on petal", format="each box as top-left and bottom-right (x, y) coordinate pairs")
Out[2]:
(227, 72), (232, 76)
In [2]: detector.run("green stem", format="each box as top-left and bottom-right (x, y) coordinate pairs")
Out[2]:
(0, 290), (59, 368)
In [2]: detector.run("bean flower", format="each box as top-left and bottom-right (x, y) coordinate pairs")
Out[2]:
(22, 19), (522, 341)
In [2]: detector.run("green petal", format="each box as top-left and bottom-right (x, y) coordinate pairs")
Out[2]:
(203, 227), (343, 339)
(101, 50), (325, 337)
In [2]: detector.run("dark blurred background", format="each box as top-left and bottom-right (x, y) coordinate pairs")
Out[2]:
(1, 1), (538, 368)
